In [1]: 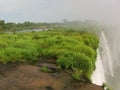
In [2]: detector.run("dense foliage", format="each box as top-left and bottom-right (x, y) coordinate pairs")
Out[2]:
(0, 20), (101, 34)
(0, 20), (56, 31)
(0, 30), (99, 81)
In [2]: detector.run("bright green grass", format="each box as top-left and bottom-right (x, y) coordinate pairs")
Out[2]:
(0, 30), (99, 81)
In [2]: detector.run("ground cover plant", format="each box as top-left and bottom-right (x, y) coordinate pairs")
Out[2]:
(0, 29), (99, 81)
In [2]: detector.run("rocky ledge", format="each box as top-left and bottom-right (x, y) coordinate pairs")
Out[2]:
(0, 63), (104, 90)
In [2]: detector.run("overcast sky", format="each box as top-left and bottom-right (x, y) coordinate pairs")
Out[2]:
(0, 0), (120, 25)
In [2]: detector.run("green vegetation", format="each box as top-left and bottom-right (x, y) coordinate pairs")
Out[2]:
(0, 20), (56, 32)
(41, 66), (48, 72)
(102, 83), (112, 90)
(0, 29), (99, 81)
(72, 67), (83, 80)
(0, 20), (101, 34)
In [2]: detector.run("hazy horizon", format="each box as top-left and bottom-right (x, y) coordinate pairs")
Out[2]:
(0, 0), (120, 26)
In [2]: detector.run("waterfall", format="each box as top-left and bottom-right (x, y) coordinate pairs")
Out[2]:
(100, 32), (114, 77)
(92, 30), (120, 90)
(101, 29), (120, 90)
(92, 31), (114, 86)
(92, 49), (106, 85)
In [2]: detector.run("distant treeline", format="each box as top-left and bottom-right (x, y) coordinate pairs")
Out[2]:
(0, 20), (102, 33)
(0, 20), (57, 31)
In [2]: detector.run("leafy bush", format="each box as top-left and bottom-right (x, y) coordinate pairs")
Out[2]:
(41, 66), (48, 72)
(0, 29), (99, 82)
(0, 41), (7, 48)
(72, 68), (83, 80)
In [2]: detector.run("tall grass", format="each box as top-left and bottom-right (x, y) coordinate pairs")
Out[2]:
(0, 29), (99, 81)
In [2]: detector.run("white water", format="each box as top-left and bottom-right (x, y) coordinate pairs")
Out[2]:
(92, 49), (106, 85)
(100, 32), (114, 77)
(92, 31), (114, 87)
(101, 30), (120, 90)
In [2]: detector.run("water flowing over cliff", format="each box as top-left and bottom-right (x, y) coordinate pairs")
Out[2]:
(92, 49), (106, 85)
(92, 29), (120, 90)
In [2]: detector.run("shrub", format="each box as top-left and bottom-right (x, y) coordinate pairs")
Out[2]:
(0, 29), (99, 82)
(72, 68), (83, 80)
(41, 66), (48, 72)
(57, 54), (74, 69)
(0, 47), (24, 63)
(0, 41), (7, 48)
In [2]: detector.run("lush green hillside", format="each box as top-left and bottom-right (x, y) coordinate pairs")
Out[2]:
(0, 30), (99, 81)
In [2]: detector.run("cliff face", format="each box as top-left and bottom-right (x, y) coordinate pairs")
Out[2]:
(0, 63), (103, 90)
